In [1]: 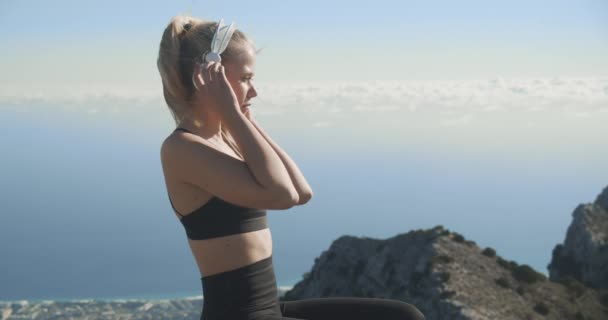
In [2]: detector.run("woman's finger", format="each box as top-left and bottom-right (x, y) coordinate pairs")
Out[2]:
(204, 61), (215, 84)
(209, 61), (221, 84)
(218, 65), (229, 83)
(192, 63), (204, 90)
(200, 62), (212, 86)
(214, 62), (221, 75)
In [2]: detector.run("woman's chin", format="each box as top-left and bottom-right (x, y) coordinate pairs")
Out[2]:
(242, 107), (251, 118)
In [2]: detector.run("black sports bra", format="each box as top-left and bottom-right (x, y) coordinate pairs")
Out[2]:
(169, 127), (268, 240)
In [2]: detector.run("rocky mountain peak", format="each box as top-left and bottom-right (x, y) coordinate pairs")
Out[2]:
(283, 225), (608, 319)
(595, 185), (608, 212)
(548, 185), (608, 290)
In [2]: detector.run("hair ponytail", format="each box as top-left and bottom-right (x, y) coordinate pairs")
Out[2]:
(157, 15), (195, 124)
(157, 15), (253, 159)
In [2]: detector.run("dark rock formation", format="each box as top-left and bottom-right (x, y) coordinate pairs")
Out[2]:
(282, 226), (608, 320)
(596, 185), (608, 211)
(548, 186), (608, 289)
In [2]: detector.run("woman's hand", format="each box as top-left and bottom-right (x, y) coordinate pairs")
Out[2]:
(243, 106), (252, 122)
(191, 61), (241, 119)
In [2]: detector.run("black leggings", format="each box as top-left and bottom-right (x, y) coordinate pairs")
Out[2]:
(276, 297), (425, 320)
(200, 255), (425, 320)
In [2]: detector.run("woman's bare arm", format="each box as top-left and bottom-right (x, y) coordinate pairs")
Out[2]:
(220, 110), (300, 206)
(247, 116), (313, 205)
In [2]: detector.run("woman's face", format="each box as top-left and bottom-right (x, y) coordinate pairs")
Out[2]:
(224, 45), (258, 115)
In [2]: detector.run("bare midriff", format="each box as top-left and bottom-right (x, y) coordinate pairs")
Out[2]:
(185, 228), (273, 277)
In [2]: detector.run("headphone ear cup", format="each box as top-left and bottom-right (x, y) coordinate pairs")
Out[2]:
(205, 52), (221, 63)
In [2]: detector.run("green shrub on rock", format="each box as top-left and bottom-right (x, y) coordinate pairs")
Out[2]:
(548, 244), (583, 280)
(560, 276), (587, 298)
(497, 257), (519, 271)
(533, 302), (550, 315)
(495, 277), (510, 289)
(482, 247), (496, 258)
(452, 233), (465, 243)
(513, 265), (546, 284)
(432, 225), (445, 231)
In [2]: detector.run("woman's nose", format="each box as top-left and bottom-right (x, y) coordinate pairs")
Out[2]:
(248, 85), (258, 99)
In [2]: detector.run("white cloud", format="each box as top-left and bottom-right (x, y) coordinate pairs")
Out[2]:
(312, 121), (333, 128)
(0, 83), (165, 114)
(1, 77), (607, 124)
(439, 114), (474, 127)
(573, 111), (590, 118)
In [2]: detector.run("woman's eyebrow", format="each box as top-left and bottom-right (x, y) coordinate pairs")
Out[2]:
(243, 72), (255, 77)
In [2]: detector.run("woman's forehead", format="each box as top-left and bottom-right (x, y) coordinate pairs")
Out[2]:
(233, 46), (256, 64)
(226, 47), (256, 72)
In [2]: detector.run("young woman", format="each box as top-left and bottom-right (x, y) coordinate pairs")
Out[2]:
(158, 15), (425, 320)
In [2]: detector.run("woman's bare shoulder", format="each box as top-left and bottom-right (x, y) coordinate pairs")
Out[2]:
(159, 129), (294, 210)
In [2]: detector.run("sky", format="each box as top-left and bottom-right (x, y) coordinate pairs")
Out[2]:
(1, 0), (608, 301)
(0, 0), (607, 88)
(1, 0), (607, 135)
(0, 0), (606, 155)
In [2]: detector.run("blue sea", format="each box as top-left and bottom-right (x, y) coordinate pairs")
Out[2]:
(1, 106), (606, 302)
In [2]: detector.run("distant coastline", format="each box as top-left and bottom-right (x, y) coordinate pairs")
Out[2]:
(0, 285), (295, 304)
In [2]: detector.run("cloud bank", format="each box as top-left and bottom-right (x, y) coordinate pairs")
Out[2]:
(1, 77), (607, 129)
(1, 77), (606, 162)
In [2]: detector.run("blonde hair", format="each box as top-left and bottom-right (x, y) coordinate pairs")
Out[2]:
(157, 15), (255, 158)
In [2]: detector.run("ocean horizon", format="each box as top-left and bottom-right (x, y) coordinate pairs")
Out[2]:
(0, 284), (297, 304)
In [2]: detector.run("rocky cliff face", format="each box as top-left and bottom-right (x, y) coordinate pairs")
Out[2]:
(548, 186), (608, 289)
(596, 186), (608, 211)
(282, 225), (608, 320)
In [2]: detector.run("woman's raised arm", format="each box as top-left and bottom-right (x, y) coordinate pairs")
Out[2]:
(248, 116), (313, 205)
